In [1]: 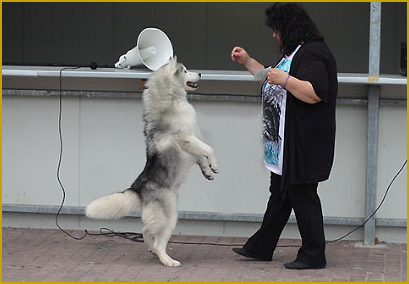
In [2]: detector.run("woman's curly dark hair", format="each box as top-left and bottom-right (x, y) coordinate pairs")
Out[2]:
(265, 3), (324, 56)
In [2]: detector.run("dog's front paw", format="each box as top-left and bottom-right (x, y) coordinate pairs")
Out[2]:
(202, 170), (214, 180)
(210, 164), (219, 174)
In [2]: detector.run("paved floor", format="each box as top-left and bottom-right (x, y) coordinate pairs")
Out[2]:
(2, 227), (407, 282)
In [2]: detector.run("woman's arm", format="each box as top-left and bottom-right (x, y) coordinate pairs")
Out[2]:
(231, 46), (265, 77)
(267, 68), (322, 104)
(242, 57), (265, 76)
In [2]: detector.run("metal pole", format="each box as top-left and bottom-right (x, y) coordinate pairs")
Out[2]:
(368, 2), (382, 81)
(364, 2), (381, 245)
(365, 85), (380, 245)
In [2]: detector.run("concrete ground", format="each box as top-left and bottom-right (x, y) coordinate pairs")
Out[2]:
(2, 227), (407, 282)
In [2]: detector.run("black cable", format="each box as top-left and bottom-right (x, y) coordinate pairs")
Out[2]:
(168, 241), (297, 248)
(326, 159), (407, 244)
(55, 65), (148, 242)
(85, 228), (144, 241)
(56, 66), (88, 240)
(87, 228), (292, 247)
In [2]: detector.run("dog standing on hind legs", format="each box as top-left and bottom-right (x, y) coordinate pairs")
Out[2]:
(86, 57), (219, 267)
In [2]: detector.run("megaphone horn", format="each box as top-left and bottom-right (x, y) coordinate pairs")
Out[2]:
(115, 28), (173, 71)
(139, 46), (157, 59)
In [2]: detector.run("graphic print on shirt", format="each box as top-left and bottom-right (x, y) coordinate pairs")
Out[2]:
(262, 49), (297, 173)
(262, 79), (287, 166)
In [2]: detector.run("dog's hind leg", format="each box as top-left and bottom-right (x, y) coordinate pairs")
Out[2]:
(141, 203), (163, 257)
(154, 220), (180, 267)
(141, 197), (181, 267)
(142, 226), (155, 255)
(154, 196), (180, 267)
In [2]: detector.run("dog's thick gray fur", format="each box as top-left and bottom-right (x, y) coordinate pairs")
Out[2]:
(86, 57), (218, 267)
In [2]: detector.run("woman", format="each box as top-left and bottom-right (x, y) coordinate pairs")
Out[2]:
(231, 3), (337, 270)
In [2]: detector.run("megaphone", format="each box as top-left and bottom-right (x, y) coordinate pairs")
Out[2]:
(115, 28), (173, 71)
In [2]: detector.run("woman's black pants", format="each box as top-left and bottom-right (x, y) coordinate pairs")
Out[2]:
(243, 172), (326, 267)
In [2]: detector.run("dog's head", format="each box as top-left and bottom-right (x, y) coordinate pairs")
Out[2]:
(163, 56), (201, 91)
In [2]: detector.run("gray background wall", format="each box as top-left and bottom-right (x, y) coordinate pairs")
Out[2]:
(2, 2), (407, 73)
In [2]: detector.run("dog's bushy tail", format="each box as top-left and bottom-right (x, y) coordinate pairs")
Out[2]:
(85, 189), (140, 220)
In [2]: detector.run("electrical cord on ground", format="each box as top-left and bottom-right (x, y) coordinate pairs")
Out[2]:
(55, 66), (407, 247)
(325, 159), (407, 244)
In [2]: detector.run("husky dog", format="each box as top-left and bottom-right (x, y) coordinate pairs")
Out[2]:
(86, 57), (218, 267)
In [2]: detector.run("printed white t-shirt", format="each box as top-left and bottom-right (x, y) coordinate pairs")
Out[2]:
(262, 45), (301, 175)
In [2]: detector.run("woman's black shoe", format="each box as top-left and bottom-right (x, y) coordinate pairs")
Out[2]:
(232, 247), (272, 261)
(284, 260), (326, 270)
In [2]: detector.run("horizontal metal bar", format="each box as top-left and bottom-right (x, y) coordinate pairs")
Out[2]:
(3, 66), (407, 85)
(2, 89), (406, 106)
(2, 204), (406, 228)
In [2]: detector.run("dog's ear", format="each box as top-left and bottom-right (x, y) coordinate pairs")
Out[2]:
(173, 64), (184, 77)
(169, 56), (182, 76)
(169, 56), (177, 67)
